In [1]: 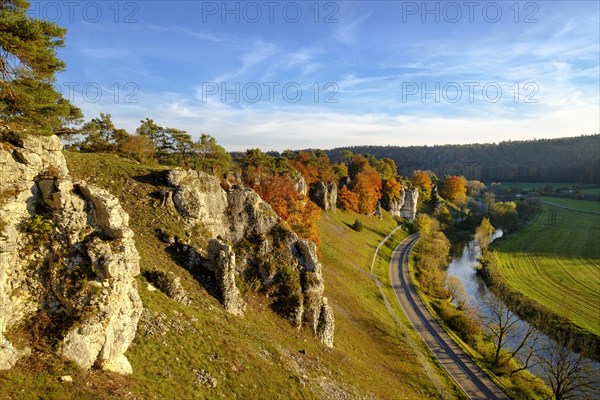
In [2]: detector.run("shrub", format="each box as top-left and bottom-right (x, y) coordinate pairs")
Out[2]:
(22, 214), (53, 239)
(271, 265), (303, 324)
(352, 219), (363, 232)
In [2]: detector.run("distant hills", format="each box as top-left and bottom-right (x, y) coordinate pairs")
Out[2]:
(322, 135), (599, 184)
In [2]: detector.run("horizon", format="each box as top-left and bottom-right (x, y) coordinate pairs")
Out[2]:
(31, 0), (600, 151)
(244, 133), (600, 154)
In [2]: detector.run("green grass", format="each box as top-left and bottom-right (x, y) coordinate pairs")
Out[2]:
(494, 204), (600, 336)
(1, 151), (451, 399)
(539, 196), (600, 213)
(488, 182), (574, 191)
(579, 187), (600, 196)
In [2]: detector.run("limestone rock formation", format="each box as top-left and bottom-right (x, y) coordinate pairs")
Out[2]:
(166, 169), (335, 346)
(310, 181), (337, 212)
(206, 239), (246, 317)
(0, 135), (142, 374)
(317, 298), (335, 347)
(385, 189), (406, 219)
(400, 189), (419, 220)
(168, 169), (229, 238)
(382, 187), (419, 220)
(291, 173), (308, 196)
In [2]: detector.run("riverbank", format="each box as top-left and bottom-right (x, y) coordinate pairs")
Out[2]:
(479, 251), (600, 361)
(408, 217), (550, 399)
(482, 203), (600, 360)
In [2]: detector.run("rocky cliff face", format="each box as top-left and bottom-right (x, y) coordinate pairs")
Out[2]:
(166, 169), (334, 347)
(400, 189), (419, 220)
(310, 182), (337, 212)
(383, 188), (418, 220)
(0, 135), (142, 374)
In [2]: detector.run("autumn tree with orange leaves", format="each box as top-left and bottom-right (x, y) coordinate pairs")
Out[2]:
(439, 175), (467, 203)
(337, 186), (359, 212)
(240, 149), (322, 244)
(411, 170), (433, 202)
(353, 167), (382, 214)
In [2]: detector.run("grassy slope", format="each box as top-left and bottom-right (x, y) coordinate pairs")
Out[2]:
(494, 203), (600, 335)
(1, 152), (448, 399)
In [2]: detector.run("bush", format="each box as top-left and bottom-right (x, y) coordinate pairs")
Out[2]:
(352, 219), (363, 232)
(271, 265), (303, 324)
(22, 215), (53, 238)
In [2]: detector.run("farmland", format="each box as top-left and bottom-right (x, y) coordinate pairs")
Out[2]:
(539, 196), (600, 213)
(493, 203), (600, 336)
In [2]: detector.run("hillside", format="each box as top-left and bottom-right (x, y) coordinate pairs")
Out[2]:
(323, 135), (600, 184)
(0, 150), (458, 399)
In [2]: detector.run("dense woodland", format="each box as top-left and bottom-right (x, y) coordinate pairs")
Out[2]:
(322, 136), (600, 184)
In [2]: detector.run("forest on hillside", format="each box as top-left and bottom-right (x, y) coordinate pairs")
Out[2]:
(321, 135), (599, 184)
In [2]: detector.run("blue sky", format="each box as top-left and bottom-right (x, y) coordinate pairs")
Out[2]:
(30, 0), (600, 151)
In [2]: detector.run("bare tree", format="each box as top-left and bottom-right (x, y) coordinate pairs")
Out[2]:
(482, 294), (538, 369)
(536, 334), (600, 400)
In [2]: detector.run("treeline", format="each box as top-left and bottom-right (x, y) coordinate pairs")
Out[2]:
(63, 113), (233, 174)
(324, 135), (600, 184)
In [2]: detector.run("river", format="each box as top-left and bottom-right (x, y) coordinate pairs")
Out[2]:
(445, 231), (566, 376)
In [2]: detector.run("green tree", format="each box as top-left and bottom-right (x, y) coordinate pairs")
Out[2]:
(80, 113), (128, 152)
(192, 133), (232, 173)
(0, 0), (81, 135)
(170, 129), (194, 166)
(136, 118), (173, 156)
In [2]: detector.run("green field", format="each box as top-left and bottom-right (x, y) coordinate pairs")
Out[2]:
(489, 182), (573, 190)
(494, 204), (600, 336)
(539, 196), (600, 213)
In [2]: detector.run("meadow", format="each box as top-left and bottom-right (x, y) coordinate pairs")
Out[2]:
(494, 203), (600, 336)
(539, 196), (600, 213)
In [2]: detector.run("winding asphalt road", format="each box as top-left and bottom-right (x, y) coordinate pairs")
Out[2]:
(390, 233), (509, 400)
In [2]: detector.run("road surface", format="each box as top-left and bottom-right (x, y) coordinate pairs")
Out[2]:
(390, 233), (509, 400)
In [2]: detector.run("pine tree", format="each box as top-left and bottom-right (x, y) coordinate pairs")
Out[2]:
(0, 0), (81, 135)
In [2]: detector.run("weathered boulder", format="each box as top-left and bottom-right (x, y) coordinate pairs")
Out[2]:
(226, 187), (279, 243)
(144, 270), (190, 305)
(400, 189), (419, 220)
(310, 182), (337, 212)
(0, 135), (142, 374)
(206, 239), (246, 316)
(168, 169), (228, 238)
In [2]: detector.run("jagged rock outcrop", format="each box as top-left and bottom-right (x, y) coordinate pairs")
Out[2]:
(291, 173), (308, 196)
(385, 189), (406, 219)
(400, 189), (419, 220)
(382, 187), (419, 220)
(166, 169), (334, 346)
(169, 170), (228, 238)
(206, 239), (246, 317)
(0, 135), (142, 374)
(317, 298), (335, 347)
(310, 182), (337, 212)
